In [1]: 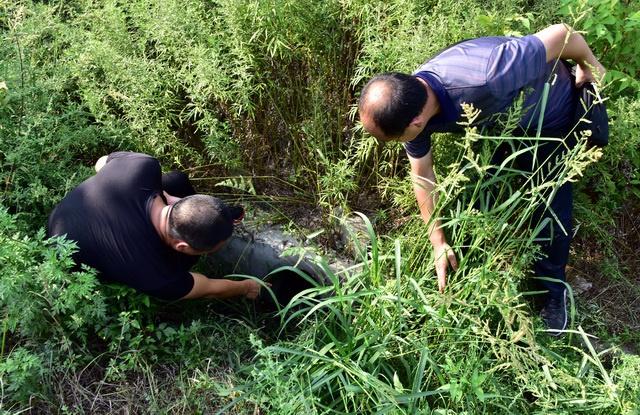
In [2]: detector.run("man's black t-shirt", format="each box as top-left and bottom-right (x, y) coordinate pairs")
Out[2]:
(47, 152), (196, 300)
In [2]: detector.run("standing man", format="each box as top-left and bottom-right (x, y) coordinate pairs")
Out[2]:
(358, 24), (606, 334)
(48, 151), (262, 301)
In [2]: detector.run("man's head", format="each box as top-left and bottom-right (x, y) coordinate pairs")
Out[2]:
(167, 195), (244, 255)
(359, 72), (428, 142)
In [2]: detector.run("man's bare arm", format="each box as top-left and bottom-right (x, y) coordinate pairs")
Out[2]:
(409, 151), (458, 292)
(534, 24), (606, 84)
(409, 151), (442, 242)
(95, 155), (108, 173)
(182, 272), (261, 300)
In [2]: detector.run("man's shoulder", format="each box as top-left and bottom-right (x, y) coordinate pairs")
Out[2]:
(415, 37), (513, 89)
(417, 37), (511, 71)
(98, 152), (162, 191)
(416, 35), (549, 100)
(103, 152), (160, 175)
(106, 151), (158, 164)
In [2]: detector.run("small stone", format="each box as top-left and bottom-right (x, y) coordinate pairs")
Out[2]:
(571, 275), (593, 296)
(339, 214), (371, 251)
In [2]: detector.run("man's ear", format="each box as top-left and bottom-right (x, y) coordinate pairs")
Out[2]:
(410, 114), (426, 130)
(174, 241), (191, 253)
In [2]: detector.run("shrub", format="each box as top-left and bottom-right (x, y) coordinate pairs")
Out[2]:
(560, 0), (640, 96)
(573, 96), (640, 264)
(0, 347), (44, 405)
(0, 208), (105, 344)
(0, 207), (105, 405)
(0, 3), (130, 226)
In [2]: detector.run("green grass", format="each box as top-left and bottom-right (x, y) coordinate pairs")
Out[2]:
(1, 0), (639, 413)
(233, 109), (636, 414)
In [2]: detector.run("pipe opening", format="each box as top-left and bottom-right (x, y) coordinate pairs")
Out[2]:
(257, 268), (316, 312)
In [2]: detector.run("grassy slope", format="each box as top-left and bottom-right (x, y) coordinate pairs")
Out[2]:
(1, 0), (639, 413)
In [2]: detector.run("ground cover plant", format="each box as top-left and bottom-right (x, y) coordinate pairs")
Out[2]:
(1, 0), (639, 413)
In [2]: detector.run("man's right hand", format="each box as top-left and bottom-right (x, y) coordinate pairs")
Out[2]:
(243, 279), (262, 300)
(575, 59), (606, 87)
(433, 241), (458, 293)
(184, 273), (263, 300)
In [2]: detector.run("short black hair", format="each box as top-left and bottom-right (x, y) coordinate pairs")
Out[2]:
(168, 195), (242, 251)
(359, 72), (428, 138)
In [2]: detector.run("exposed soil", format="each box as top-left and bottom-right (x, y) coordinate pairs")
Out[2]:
(31, 363), (241, 414)
(568, 200), (640, 353)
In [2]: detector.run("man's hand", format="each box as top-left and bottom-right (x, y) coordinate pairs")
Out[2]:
(184, 273), (262, 300)
(242, 279), (262, 300)
(433, 242), (458, 293)
(575, 60), (606, 87)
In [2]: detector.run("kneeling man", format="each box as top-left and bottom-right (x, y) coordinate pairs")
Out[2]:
(48, 151), (261, 301)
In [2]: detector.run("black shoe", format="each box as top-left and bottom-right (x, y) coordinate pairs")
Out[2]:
(540, 289), (568, 336)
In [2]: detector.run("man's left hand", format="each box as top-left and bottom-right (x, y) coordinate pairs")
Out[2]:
(575, 60), (606, 87)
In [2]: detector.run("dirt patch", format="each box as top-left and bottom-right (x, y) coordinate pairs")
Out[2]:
(569, 200), (640, 353)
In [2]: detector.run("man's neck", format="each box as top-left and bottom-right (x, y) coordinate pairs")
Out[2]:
(150, 194), (172, 245)
(417, 77), (441, 124)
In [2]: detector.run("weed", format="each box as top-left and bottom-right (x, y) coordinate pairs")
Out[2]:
(0, 0), (638, 412)
(235, 108), (632, 413)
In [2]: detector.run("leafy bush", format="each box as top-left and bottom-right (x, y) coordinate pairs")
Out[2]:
(0, 208), (105, 343)
(3, 0), (569, 218)
(0, 347), (44, 405)
(0, 206), (105, 405)
(579, 97), (640, 205)
(560, 0), (640, 96)
(573, 96), (640, 274)
(0, 3), (130, 226)
(1, 0), (639, 412)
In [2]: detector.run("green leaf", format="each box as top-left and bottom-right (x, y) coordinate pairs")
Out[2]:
(393, 371), (404, 391)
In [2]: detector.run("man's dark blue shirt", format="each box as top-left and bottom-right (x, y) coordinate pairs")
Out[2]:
(405, 35), (576, 158)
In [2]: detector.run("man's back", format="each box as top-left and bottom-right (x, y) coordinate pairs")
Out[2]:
(48, 152), (196, 300)
(405, 35), (577, 159)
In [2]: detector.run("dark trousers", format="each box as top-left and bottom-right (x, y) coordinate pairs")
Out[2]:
(490, 132), (575, 300)
(161, 171), (196, 198)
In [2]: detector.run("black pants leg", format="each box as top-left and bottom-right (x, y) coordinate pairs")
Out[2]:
(532, 180), (572, 298)
(490, 136), (574, 300)
(525, 137), (575, 299)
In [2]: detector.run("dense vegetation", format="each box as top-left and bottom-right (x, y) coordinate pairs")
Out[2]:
(1, 0), (639, 413)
